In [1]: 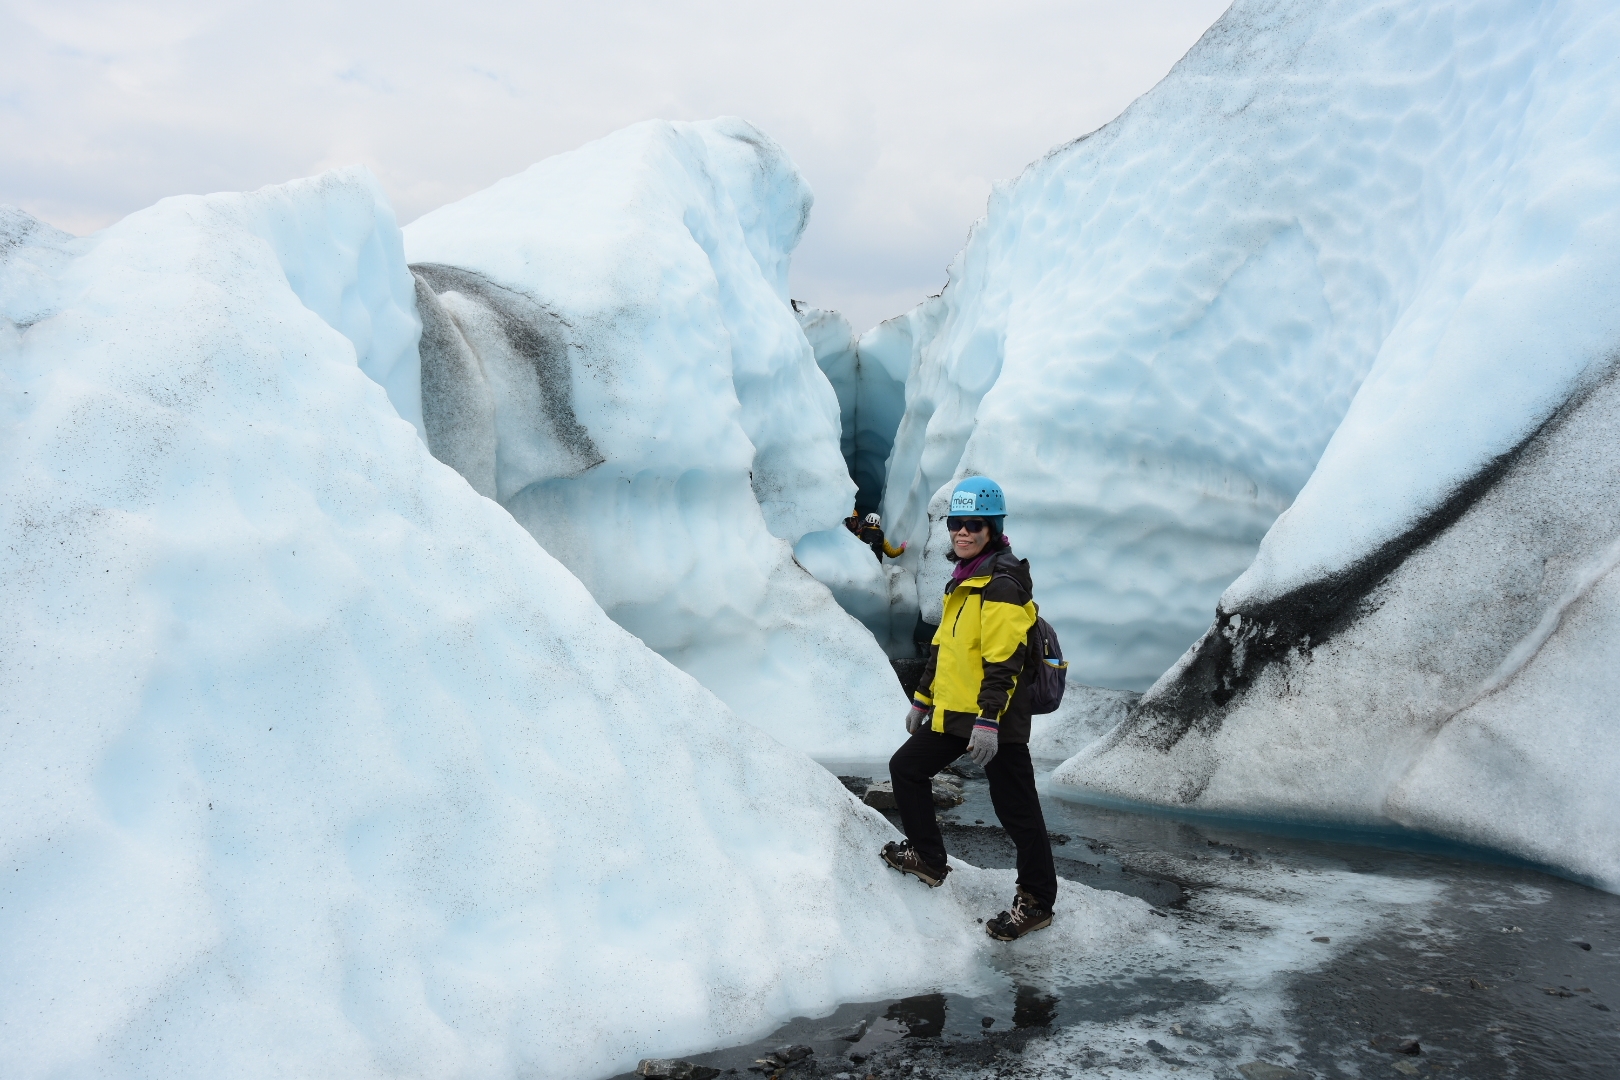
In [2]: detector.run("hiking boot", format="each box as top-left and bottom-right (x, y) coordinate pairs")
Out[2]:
(985, 887), (1053, 940)
(880, 840), (950, 888)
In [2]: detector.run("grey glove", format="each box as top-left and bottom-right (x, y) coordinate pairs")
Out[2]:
(905, 706), (929, 735)
(967, 721), (999, 767)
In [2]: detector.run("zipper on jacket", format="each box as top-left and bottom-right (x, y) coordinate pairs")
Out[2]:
(951, 588), (973, 636)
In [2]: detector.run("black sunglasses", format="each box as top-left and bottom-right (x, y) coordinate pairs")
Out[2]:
(946, 517), (989, 534)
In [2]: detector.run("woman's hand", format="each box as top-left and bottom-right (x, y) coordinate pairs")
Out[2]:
(905, 706), (928, 735)
(968, 721), (999, 766)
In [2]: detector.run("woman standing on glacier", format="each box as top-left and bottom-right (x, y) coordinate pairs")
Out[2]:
(881, 476), (1057, 939)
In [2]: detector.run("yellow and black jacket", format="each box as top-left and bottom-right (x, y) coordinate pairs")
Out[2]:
(911, 548), (1038, 743)
(857, 523), (905, 560)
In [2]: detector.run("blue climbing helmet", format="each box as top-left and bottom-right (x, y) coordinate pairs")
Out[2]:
(948, 476), (1006, 520)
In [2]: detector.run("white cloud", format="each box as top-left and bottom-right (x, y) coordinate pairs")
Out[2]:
(1, 0), (1228, 331)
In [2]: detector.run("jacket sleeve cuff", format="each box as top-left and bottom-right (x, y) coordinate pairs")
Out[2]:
(913, 693), (932, 707)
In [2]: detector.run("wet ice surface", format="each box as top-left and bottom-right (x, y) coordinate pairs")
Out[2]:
(612, 760), (1620, 1080)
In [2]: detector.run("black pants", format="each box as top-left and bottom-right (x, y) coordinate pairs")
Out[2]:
(888, 730), (1058, 908)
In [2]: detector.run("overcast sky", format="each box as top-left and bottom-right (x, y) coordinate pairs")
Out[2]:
(3, 0), (1228, 332)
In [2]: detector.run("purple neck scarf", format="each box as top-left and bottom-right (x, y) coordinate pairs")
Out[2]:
(948, 535), (1009, 588)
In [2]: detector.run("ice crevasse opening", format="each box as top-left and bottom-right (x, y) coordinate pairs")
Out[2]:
(0, 166), (1160, 1079)
(791, 300), (918, 655)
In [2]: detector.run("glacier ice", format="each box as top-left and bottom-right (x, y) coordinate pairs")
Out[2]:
(1047, 0), (1620, 892)
(790, 524), (893, 647)
(793, 302), (911, 520)
(1, 206), (78, 327)
(791, 302), (896, 646)
(792, 302), (918, 653)
(1060, 361), (1620, 892)
(868, 0), (1620, 692)
(1027, 685), (1141, 763)
(0, 172), (1156, 1078)
(795, 302), (858, 482)
(847, 312), (913, 517)
(402, 119), (906, 757)
(873, 175), (1323, 688)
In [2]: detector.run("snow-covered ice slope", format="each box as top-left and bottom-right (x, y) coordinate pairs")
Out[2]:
(875, 0), (1620, 693)
(404, 119), (905, 757)
(1053, 0), (1620, 892)
(0, 174), (1139, 1079)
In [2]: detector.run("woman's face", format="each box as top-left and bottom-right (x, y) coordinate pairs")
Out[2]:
(950, 518), (991, 560)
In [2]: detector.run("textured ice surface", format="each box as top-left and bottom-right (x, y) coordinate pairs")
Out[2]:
(1027, 684), (1141, 763)
(0, 175), (1155, 1079)
(793, 302), (912, 520)
(791, 304), (894, 646)
(791, 524), (890, 645)
(944, 861), (1158, 981)
(0, 206), (79, 327)
(1064, 361), (1620, 892)
(847, 312), (913, 516)
(795, 303), (858, 482)
(791, 302), (917, 654)
(1012, 844), (1444, 1080)
(1385, 543), (1620, 892)
(872, 0), (1620, 693)
(791, 302), (920, 652)
(404, 119), (905, 757)
(1053, 0), (1620, 892)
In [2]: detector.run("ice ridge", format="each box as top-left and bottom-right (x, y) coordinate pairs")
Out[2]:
(868, 0), (1620, 697)
(1031, 0), (1620, 892)
(403, 118), (906, 756)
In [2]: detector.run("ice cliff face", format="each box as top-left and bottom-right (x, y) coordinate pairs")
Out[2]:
(403, 119), (905, 757)
(1031, 0), (1620, 892)
(798, 304), (911, 518)
(873, 0), (1620, 696)
(0, 172), (1038, 1079)
(1062, 366), (1620, 890)
(795, 303), (858, 481)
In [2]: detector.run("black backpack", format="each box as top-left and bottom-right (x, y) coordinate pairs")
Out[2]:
(1021, 609), (1068, 715)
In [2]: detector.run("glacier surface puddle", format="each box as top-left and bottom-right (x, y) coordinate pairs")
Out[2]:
(610, 761), (1619, 1080)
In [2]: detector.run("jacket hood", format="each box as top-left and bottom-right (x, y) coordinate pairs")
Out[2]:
(988, 547), (1032, 591)
(948, 545), (1031, 593)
